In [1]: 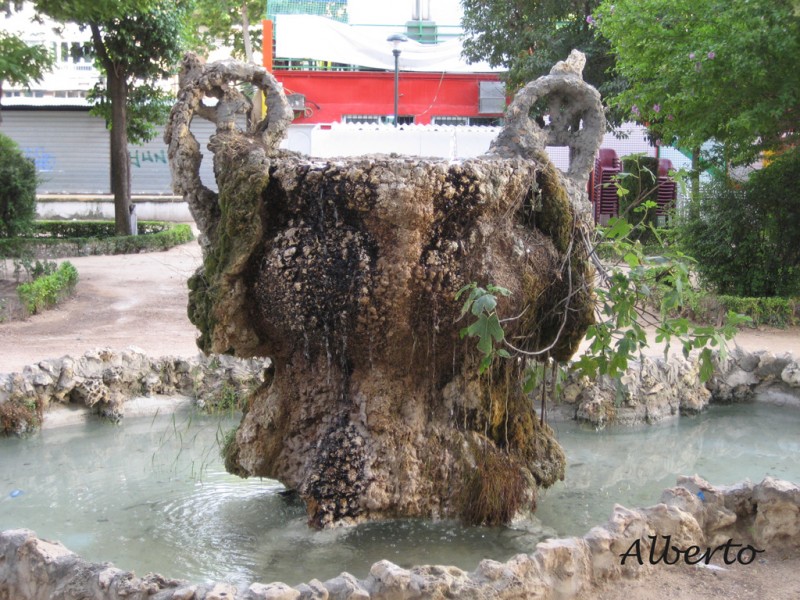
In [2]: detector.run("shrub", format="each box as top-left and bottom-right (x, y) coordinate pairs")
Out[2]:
(31, 219), (171, 239)
(617, 154), (662, 243)
(0, 221), (193, 257)
(678, 150), (800, 297)
(0, 133), (37, 238)
(0, 398), (42, 435)
(17, 261), (79, 314)
(685, 293), (799, 328)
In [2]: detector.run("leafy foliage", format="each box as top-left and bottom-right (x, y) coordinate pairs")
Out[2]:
(25, 219), (173, 238)
(81, 1), (190, 142)
(190, 0), (265, 60)
(31, 0), (159, 22)
(678, 151), (800, 297)
(685, 293), (799, 328)
(595, 0), (800, 166)
(0, 28), (54, 113)
(456, 282), (512, 374)
(87, 82), (174, 146)
(574, 218), (748, 384)
(12, 256), (56, 282)
(615, 154), (662, 242)
(457, 172), (749, 398)
(460, 0), (624, 118)
(16, 260), (78, 314)
(0, 221), (194, 257)
(0, 133), (37, 238)
(33, 0), (190, 234)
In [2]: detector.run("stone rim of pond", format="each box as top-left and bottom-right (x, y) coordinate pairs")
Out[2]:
(1, 475), (799, 599)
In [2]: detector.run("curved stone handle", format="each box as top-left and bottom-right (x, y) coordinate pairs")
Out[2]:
(489, 50), (605, 190)
(165, 53), (294, 240)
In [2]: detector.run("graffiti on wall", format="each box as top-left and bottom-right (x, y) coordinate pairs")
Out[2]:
(130, 148), (167, 168)
(21, 147), (56, 172)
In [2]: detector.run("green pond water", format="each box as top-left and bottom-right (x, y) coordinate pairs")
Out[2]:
(1, 403), (798, 588)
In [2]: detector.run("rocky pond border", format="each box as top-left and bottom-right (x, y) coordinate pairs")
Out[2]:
(1, 475), (798, 599)
(0, 347), (268, 435)
(1, 345), (799, 598)
(1, 345), (797, 435)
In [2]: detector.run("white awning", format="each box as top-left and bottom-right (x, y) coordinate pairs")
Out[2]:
(274, 14), (502, 73)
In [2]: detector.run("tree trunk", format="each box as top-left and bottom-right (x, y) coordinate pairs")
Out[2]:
(241, 1), (253, 62)
(689, 146), (701, 219)
(108, 68), (132, 235)
(91, 23), (131, 236)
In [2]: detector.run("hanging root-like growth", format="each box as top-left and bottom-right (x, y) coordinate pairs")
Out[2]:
(167, 50), (604, 528)
(458, 440), (529, 526)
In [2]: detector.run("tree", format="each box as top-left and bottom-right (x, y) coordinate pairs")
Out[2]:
(34, 0), (188, 235)
(0, 26), (53, 122)
(191, 0), (265, 62)
(0, 132), (37, 237)
(678, 151), (800, 297)
(595, 0), (800, 167)
(460, 0), (621, 100)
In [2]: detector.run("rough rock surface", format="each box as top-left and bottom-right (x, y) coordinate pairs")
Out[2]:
(2, 476), (798, 599)
(0, 347), (269, 434)
(165, 53), (604, 526)
(550, 348), (800, 427)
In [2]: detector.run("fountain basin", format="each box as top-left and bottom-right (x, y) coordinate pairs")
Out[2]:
(2, 402), (800, 598)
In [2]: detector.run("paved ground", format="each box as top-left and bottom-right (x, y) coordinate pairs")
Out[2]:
(0, 237), (798, 598)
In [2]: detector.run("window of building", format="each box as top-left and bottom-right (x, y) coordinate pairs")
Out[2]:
(432, 116), (503, 127)
(432, 116), (468, 126)
(343, 115), (415, 125)
(478, 81), (506, 114)
(343, 114), (382, 124)
(60, 41), (93, 64)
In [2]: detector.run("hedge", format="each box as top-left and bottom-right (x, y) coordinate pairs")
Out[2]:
(31, 220), (174, 239)
(0, 221), (194, 258)
(685, 293), (800, 328)
(17, 261), (79, 315)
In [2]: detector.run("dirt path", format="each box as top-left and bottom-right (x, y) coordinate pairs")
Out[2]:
(0, 240), (203, 373)
(0, 237), (798, 597)
(2, 239), (797, 374)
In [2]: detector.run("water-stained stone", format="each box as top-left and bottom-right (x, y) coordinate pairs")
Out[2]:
(166, 52), (604, 528)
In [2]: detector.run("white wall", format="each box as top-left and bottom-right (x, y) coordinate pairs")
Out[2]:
(36, 199), (193, 222)
(348, 0), (463, 25)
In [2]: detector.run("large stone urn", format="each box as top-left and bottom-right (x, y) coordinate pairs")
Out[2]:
(166, 51), (604, 528)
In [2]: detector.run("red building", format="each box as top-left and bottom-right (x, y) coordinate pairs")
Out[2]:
(263, 19), (505, 126)
(275, 70), (504, 126)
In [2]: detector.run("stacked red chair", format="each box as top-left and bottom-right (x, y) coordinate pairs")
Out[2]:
(589, 148), (622, 224)
(655, 158), (677, 216)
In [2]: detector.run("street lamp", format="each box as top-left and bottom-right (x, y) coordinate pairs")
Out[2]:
(386, 33), (408, 127)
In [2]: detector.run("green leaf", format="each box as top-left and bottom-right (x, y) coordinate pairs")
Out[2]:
(471, 293), (498, 316)
(487, 284), (511, 297)
(455, 283), (475, 301)
(699, 348), (715, 382)
(605, 217), (634, 240)
(623, 252), (640, 268)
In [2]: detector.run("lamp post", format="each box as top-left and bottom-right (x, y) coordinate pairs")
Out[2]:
(386, 33), (408, 127)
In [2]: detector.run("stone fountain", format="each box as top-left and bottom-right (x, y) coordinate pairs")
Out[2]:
(165, 50), (604, 528)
